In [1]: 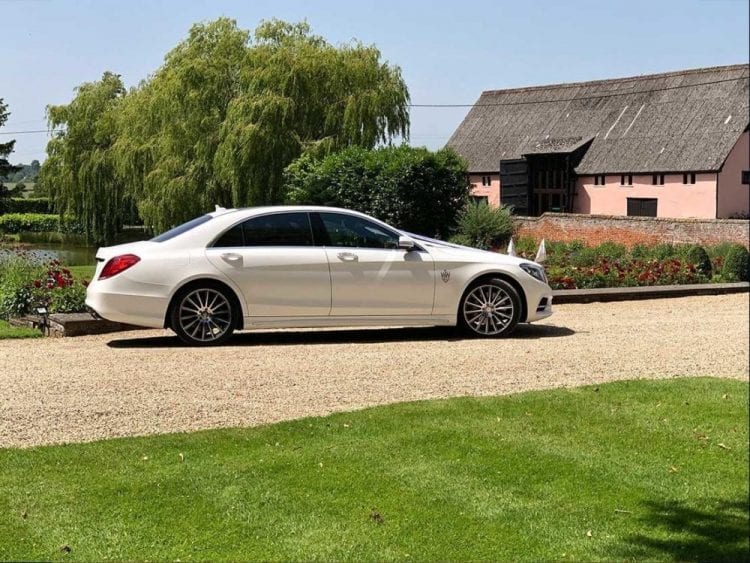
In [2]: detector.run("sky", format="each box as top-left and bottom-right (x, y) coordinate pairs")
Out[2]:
(1, 0), (748, 163)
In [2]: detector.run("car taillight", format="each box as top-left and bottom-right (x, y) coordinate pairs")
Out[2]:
(99, 254), (141, 280)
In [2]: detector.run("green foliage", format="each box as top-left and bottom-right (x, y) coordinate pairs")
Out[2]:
(0, 99), (21, 185)
(41, 18), (411, 239)
(722, 245), (749, 281)
(284, 145), (469, 236)
(0, 378), (747, 560)
(684, 245), (712, 277)
(41, 71), (130, 245)
(450, 203), (514, 250)
(0, 251), (45, 319)
(0, 213), (82, 234)
(0, 197), (51, 214)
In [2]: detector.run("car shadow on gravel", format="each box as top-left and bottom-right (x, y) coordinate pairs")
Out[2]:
(106, 323), (575, 348)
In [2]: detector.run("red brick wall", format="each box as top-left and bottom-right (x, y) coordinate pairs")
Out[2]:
(514, 213), (750, 248)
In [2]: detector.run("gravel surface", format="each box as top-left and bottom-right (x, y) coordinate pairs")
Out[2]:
(1, 294), (748, 448)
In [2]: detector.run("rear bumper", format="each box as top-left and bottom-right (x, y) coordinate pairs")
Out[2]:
(85, 284), (169, 329)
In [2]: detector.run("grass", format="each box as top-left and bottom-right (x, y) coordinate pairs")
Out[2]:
(67, 264), (95, 281)
(0, 378), (747, 561)
(0, 319), (40, 339)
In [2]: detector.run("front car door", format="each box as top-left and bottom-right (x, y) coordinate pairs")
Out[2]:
(205, 211), (331, 317)
(314, 211), (435, 316)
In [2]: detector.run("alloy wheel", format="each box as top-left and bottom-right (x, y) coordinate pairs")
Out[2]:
(178, 288), (233, 343)
(462, 283), (515, 336)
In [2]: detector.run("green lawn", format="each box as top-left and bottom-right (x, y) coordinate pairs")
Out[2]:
(0, 378), (747, 561)
(67, 264), (95, 281)
(0, 319), (40, 339)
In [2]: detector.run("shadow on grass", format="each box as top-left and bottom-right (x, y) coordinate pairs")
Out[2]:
(612, 498), (750, 562)
(106, 323), (575, 349)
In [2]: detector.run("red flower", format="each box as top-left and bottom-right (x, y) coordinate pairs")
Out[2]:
(33, 280), (41, 288)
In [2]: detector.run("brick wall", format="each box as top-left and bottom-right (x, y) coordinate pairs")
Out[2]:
(514, 213), (750, 248)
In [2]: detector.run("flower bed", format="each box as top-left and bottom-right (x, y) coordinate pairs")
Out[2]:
(510, 239), (749, 290)
(0, 250), (89, 319)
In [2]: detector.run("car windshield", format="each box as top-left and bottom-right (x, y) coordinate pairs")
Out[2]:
(151, 214), (213, 242)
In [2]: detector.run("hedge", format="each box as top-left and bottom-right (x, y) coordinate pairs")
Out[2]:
(0, 198), (52, 214)
(0, 213), (82, 234)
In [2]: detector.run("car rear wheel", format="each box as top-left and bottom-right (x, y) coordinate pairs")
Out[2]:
(459, 278), (521, 337)
(171, 286), (236, 346)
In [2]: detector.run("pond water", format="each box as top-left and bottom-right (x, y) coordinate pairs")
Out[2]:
(0, 230), (149, 266)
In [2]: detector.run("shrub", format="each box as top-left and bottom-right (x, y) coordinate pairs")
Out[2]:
(453, 203), (514, 250)
(684, 245), (712, 277)
(0, 213), (82, 234)
(722, 245), (749, 281)
(284, 146), (470, 238)
(0, 198), (52, 214)
(595, 241), (628, 261)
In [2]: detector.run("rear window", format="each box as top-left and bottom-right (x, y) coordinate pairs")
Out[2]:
(151, 214), (213, 242)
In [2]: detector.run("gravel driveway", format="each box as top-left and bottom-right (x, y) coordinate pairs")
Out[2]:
(1, 294), (748, 448)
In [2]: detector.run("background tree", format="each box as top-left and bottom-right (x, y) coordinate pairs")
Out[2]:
(39, 72), (128, 244)
(0, 99), (21, 211)
(41, 18), (411, 236)
(284, 145), (470, 237)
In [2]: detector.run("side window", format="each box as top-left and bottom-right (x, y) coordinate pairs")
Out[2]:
(213, 213), (313, 247)
(243, 212), (313, 246)
(318, 212), (400, 249)
(213, 224), (244, 247)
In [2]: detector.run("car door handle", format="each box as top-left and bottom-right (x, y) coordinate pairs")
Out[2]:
(337, 252), (358, 262)
(221, 252), (243, 264)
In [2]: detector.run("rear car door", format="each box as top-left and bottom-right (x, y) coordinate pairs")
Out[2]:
(314, 211), (435, 316)
(205, 212), (331, 317)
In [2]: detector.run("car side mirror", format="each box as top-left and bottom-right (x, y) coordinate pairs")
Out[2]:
(398, 235), (416, 250)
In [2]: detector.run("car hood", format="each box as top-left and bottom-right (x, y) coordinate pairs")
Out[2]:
(406, 233), (537, 267)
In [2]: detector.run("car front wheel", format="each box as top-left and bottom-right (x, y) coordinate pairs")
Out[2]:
(459, 278), (521, 337)
(171, 285), (236, 346)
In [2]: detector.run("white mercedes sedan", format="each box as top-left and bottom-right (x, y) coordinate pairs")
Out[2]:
(86, 206), (553, 345)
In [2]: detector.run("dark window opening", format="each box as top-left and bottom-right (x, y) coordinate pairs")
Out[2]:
(683, 173), (696, 185)
(470, 195), (489, 205)
(652, 174), (665, 185)
(627, 198), (658, 217)
(318, 212), (400, 249)
(741, 170), (749, 185)
(213, 212), (314, 247)
(620, 174), (633, 186)
(481, 176), (492, 186)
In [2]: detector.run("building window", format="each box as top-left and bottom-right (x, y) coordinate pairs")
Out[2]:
(652, 174), (665, 185)
(470, 195), (489, 205)
(627, 198), (657, 217)
(594, 174), (606, 186)
(683, 173), (696, 185)
(481, 176), (492, 186)
(620, 174), (633, 186)
(742, 170), (750, 185)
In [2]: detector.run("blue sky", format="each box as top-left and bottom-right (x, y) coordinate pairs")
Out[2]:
(2, 0), (748, 163)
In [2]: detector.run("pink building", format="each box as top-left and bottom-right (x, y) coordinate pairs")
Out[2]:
(448, 65), (749, 219)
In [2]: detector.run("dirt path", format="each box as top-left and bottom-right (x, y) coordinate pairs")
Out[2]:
(1, 294), (748, 448)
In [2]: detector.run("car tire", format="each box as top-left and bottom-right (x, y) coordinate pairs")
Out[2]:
(458, 277), (522, 337)
(170, 284), (237, 346)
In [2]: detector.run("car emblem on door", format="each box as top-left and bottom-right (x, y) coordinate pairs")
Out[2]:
(441, 269), (451, 283)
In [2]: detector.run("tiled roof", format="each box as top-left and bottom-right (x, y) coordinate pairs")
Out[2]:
(446, 64), (749, 174)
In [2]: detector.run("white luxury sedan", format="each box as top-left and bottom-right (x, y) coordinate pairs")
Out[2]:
(86, 206), (553, 345)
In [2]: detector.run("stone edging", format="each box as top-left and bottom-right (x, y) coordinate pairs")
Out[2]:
(552, 282), (749, 304)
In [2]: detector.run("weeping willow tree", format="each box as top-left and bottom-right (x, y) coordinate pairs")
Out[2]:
(41, 18), (410, 235)
(39, 72), (128, 244)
